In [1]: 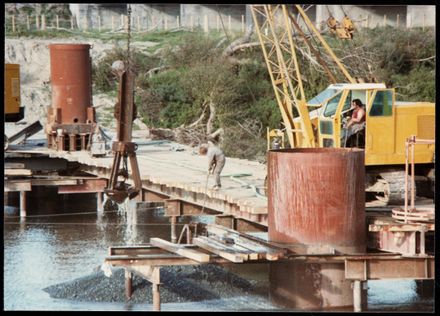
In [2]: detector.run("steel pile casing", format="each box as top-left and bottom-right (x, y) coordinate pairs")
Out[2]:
(46, 44), (97, 151)
(268, 148), (366, 253)
(48, 44), (93, 124)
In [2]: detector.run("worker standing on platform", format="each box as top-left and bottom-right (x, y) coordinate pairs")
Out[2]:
(199, 143), (226, 190)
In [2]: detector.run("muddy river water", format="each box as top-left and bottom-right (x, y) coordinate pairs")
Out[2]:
(3, 190), (434, 311)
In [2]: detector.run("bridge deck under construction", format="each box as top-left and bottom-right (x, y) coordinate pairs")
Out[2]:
(5, 135), (269, 225)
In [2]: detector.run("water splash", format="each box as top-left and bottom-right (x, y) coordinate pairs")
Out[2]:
(123, 198), (138, 245)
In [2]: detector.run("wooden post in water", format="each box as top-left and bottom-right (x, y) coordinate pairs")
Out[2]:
(98, 15), (101, 32)
(20, 191), (27, 218)
(353, 280), (362, 312)
(70, 16), (74, 29)
(125, 269), (133, 300)
(396, 14), (400, 28)
(383, 14), (387, 27)
(152, 283), (161, 311)
(170, 216), (177, 243)
(27, 15), (30, 30)
(56, 15), (59, 29)
(97, 192), (104, 213)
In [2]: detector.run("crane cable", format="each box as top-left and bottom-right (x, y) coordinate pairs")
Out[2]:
(126, 4), (132, 67)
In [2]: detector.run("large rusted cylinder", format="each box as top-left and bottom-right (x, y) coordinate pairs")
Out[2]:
(48, 44), (93, 124)
(268, 148), (367, 310)
(268, 148), (366, 253)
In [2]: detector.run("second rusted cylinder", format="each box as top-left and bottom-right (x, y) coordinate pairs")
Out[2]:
(268, 148), (366, 253)
(48, 44), (93, 124)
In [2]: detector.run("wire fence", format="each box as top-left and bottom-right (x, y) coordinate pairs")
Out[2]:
(4, 13), (250, 34)
(5, 11), (431, 36)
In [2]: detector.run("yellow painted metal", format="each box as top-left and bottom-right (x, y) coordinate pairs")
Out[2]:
(267, 128), (285, 150)
(332, 90), (350, 148)
(4, 64), (21, 116)
(251, 4), (316, 148)
(295, 5), (356, 84)
(251, 5), (296, 148)
(365, 96), (435, 166)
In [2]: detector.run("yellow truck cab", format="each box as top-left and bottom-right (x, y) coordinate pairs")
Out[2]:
(310, 83), (435, 166)
(308, 83), (435, 202)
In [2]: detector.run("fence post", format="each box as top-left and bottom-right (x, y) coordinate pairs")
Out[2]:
(176, 15), (180, 28)
(83, 15), (87, 30)
(12, 15), (16, 33)
(216, 15), (220, 31)
(137, 16), (140, 31)
(408, 13), (411, 28)
(228, 15), (231, 31)
(70, 16), (74, 29)
(27, 15), (30, 30)
(120, 14), (124, 29)
(204, 15), (208, 32)
(241, 15), (245, 33)
(396, 14), (399, 28)
(41, 15), (46, 31)
(383, 14), (387, 27)
(365, 14), (369, 28)
(190, 15), (194, 31)
(422, 14), (425, 31)
(36, 15), (40, 30)
(56, 15), (59, 29)
(165, 16), (168, 30)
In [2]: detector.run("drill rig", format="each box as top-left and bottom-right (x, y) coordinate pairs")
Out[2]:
(104, 5), (142, 204)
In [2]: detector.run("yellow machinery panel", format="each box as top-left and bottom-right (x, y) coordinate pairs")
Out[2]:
(5, 63), (24, 122)
(365, 100), (435, 166)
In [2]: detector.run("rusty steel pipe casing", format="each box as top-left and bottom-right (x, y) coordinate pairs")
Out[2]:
(268, 148), (366, 254)
(48, 44), (93, 124)
(46, 44), (97, 152)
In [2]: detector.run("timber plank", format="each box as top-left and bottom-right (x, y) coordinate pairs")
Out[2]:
(193, 236), (248, 263)
(4, 169), (32, 176)
(4, 163), (25, 169)
(150, 238), (211, 263)
(207, 224), (287, 260)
